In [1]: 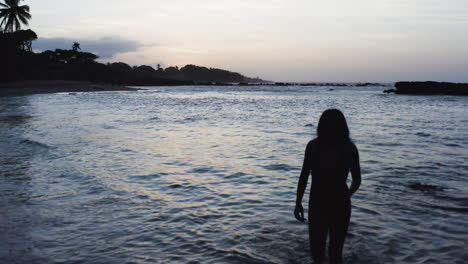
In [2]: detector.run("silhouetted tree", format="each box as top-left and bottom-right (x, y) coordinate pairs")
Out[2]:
(0, 0), (31, 33)
(133, 65), (157, 76)
(108, 62), (132, 86)
(72, 41), (81, 51)
(19, 29), (35, 51)
(0, 28), (36, 81)
(179, 64), (244, 83)
(0, 28), (36, 51)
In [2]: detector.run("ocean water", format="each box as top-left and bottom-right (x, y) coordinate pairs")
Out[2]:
(0, 85), (467, 264)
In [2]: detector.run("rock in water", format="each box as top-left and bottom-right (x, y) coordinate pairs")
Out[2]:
(394, 81), (468, 95)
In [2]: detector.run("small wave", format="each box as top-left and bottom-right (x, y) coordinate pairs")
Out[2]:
(128, 173), (164, 181)
(101, 124), (116, 130)
(162, 161), (191, 167)
(182, 116), (207, 122)
(94, 196), (120, 205)
(187, 212), (224, 220)
(262, 130), (284, 134)
(225, 172), (247, 179)
(407, 183), (445, 192)
(416, 132), (431, 137)
(20, 139), (52, 149)
(355, 206), (382, 216)
(121, 148), (136, 153)
(421, 204), (468, 213)
(443, 143), (460, 147)
(190, 167), (220, 174)
(211, 248), (266, 264)
(374, 142), (401, 147)
(383, 166), (408, 172)
(276, 138), (295, 143)
(262, 163), (295, 171)
(136, 194), (150, 200)
(252, 180), (268, 185)
(434, 162), (447, 167)
(304, 123), (314, 127)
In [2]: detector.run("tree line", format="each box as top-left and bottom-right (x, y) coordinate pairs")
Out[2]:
(0, 29), (263, 85)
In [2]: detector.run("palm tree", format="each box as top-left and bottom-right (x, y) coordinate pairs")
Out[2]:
(0, 0), (31, 33)
(72, 42), (81, 51)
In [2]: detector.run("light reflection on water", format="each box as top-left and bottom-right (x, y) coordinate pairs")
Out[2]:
(1, 86), (467, 263)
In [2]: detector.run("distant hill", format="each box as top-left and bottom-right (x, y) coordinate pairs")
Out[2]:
(127, 64), (266, 85)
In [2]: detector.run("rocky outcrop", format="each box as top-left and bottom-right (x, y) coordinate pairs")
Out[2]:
(393, 81), (468, 95)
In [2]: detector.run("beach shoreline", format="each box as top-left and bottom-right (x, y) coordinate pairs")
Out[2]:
(0, 80), (144, 97)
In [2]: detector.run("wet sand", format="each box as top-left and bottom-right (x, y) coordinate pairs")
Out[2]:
(0, 80), (143, 97)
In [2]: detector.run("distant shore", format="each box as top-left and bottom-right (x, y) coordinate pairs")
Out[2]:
(0, 80), (391, 97)
(0, 80), (144, 97)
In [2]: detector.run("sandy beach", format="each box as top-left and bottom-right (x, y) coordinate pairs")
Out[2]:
(0, 80), (143, 97)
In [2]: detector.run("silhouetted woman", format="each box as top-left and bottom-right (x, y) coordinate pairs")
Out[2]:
(295, 109), (361, 264)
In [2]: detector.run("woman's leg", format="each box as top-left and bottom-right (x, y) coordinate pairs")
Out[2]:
(308, 209), (328, 263)
(328, 200), (351, 263)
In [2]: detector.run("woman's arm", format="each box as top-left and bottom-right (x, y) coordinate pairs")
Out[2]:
(294, 141), (312, 222)
(349, 143), (361, 196)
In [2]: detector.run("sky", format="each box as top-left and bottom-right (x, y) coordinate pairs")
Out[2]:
(27, 0), (468, 82)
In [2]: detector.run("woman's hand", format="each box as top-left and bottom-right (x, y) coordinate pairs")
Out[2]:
(294, 203), (306, 222)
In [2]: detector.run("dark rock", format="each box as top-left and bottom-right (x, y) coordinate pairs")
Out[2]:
(394, 81), (468, 95)
(355, 82), (386, 87)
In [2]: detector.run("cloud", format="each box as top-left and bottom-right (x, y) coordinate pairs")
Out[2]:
(33, 36), (147, 59)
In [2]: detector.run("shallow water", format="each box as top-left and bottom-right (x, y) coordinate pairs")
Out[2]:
(1, 85), (467, 264)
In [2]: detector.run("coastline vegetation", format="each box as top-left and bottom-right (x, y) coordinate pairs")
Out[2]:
(0, 28), (264, 85)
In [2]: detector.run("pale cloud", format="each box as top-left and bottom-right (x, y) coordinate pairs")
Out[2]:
(33, 36), (149, 59)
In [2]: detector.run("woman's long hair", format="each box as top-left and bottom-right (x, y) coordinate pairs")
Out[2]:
(316, 109), (350, 145)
